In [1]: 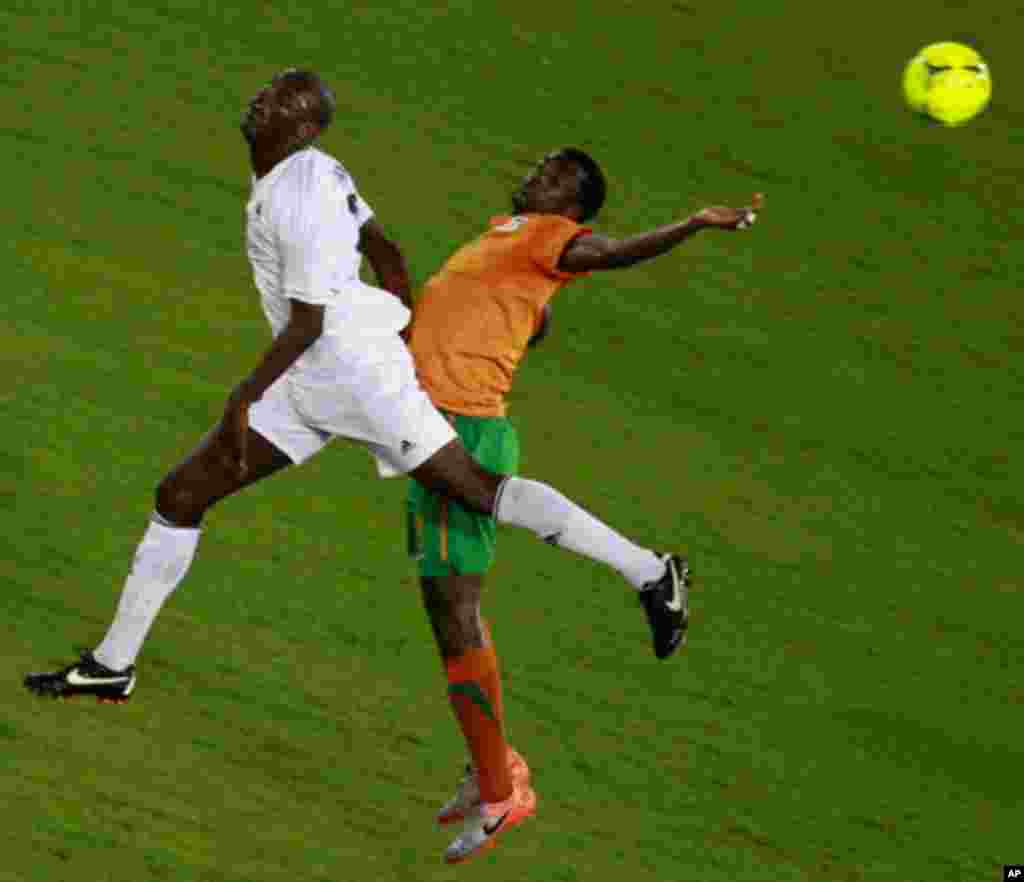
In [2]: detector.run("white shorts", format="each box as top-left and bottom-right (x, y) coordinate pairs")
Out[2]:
(248, 340), (456, 476)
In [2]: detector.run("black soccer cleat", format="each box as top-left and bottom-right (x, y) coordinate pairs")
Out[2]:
(23, 651), (136, 703)
(639, 554), (690, 659)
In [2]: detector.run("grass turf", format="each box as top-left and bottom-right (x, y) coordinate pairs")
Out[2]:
(2, 1), (1021, 880)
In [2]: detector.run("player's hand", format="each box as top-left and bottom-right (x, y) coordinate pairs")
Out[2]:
(695, 193), (763, 231)
(220, 388), (251, 478)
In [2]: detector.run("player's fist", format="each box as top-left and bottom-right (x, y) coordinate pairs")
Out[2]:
(696, 193), (763, 231)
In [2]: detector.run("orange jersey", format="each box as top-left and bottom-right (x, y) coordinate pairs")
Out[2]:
(408, 213), (589, 417)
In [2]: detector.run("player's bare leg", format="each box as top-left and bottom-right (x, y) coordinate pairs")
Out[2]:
(420, 572), (534, 861)
(423, 573), (523, 812)
(411, 438), (665, 586)
(410, 439), (504, 514)
(420, 573), (487, 659)
(155, 423), (293, 527)
(411, 440), (689, 658)
(23, 425), (293, 701)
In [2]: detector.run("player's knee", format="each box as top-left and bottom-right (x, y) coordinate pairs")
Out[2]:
(154, 474), (206, 526)
(450, 594), (480, 635)
(459, 464), (503, 516)
(414, 444), (502, 515)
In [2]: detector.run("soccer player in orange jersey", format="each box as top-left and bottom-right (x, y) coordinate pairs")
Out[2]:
(406, 148), (762, 862)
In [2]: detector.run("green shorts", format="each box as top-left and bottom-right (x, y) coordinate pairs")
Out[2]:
(407, 413), (519, 577)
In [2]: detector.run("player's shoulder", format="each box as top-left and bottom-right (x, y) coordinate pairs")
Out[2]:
(481, 213), (592, 279)
(308, 147), (358, 191)
(262, 148), (355, 221)
(275, 148), (352, 195)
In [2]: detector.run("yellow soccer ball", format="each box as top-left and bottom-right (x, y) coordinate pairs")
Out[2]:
(903, 42), (992, 126)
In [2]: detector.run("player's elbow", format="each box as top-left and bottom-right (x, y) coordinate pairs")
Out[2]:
(601, 240), (645, 269)
(286, 301), (325, 343)
(569, 238), (634, 272)
(560, 238), (614, 273)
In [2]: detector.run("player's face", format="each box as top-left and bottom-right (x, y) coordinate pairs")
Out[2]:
(240, 74), (315, 147)
(512, 156), (582, 217)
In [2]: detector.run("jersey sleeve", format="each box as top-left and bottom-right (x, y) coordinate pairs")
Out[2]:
(347, 189), (374, 227)
(332, 160), (375, 228)
(528, 216), (591, 280)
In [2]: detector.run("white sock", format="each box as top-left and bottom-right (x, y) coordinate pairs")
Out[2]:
(93, 514), (200, 671)
(493, 477), (665, 589)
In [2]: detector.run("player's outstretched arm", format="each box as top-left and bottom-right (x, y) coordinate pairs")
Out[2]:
(558, 193), (763, 273)
(359, 218), (412, 308)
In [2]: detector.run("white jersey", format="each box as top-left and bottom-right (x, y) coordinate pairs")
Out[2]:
(245, 147), (410, 381)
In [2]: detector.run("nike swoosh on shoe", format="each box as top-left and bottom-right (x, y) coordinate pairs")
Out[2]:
(482, 810), (511, 837)
(664, 560), (683, 612)
(66, 669), (132, 687)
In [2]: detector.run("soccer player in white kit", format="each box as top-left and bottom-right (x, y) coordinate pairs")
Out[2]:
(25, 68), (692, 857)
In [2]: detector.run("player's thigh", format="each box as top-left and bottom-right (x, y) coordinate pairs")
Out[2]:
(411, 440), (502, 515)
(409, 416), (518, 575)
(295, 343), (457, 479)
(410, 479), (498, 577)
(158, 375), (318, 519)
(248, 374), (333, 467)
(157, 422), (293, 518)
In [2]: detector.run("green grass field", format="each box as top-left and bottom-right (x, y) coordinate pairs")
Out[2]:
(3, 2), (1022, 880)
